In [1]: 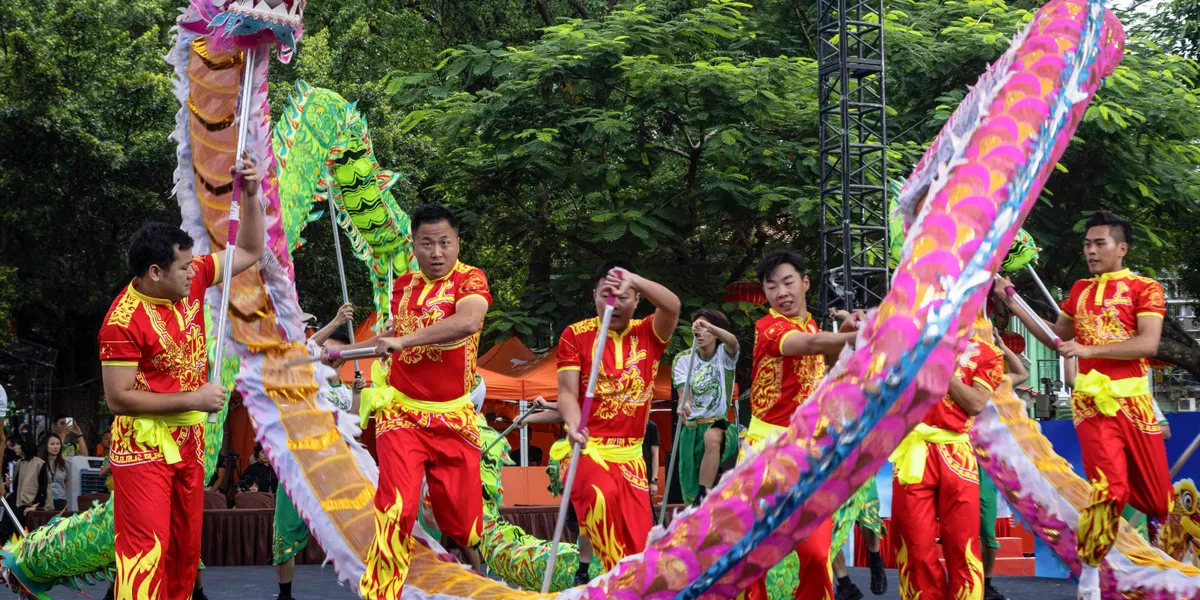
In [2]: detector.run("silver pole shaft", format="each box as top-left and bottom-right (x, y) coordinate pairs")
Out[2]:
(0, 495), (25, 537)
(542, 301), (616, 593)
(208, 46), (257, 424)
(659, 337), (699, 524)
(1025, 265), (1062, 316)
(482, 405), (541, 455)
(327, 194), (359, 374)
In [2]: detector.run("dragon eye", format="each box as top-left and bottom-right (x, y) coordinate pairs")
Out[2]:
(1183, 490), (1194, 513)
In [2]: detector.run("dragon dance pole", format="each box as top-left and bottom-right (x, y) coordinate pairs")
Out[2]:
(482, 404), (543, 455)
(659, 336), (698, 525)
(327, 195), (360, 376)
(209, 46), (258, 424)
(0, 496), (26, 537)
(1026, 265), (1062, 316)
(1004, 286), (1062, 348)
(541, 291), (618, 593)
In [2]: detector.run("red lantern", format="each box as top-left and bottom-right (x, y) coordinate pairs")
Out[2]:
(1000, 331), (1026, 355)
(723, 281), (766, 306)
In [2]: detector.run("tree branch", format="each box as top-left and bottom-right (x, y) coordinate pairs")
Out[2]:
(1156, 336), (1200, 382)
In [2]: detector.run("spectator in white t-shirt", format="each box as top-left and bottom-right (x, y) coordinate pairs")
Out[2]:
(672, 309), (740, 505)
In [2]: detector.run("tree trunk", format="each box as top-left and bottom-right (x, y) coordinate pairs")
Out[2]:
(533, 1), (554, 26)
(568, 0), (591, 19)
(1155, 313), (1200, 380)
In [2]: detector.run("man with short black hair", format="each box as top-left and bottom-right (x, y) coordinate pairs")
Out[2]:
(995, 210), (1171, 600)
(344, 203), (491, 599)
(739, 250), (862, 600)
(672, 308), (740, 505)
(553, 261), (681, 570)
(99, 152), (264, 600)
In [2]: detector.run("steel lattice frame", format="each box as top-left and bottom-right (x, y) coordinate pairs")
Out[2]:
(817, 0), (890, 315)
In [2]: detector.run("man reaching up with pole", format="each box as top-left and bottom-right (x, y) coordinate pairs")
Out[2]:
(99, 153), (264, 600)
(552, 262), (681, 571)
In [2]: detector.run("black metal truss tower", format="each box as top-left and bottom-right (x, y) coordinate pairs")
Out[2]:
(817, 0), (890, 315)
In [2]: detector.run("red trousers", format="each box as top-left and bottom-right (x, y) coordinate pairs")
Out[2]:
(1074, 393), (1172, 566)
(564, 443), (653, 570)
(739, 517), (833, 600)
(360, 405), (483, 600)
(892, 441), (982, 600)
(111, 423), (205, 600)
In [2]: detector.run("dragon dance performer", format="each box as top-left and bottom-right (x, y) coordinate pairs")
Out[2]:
(553, 263), (681, 570)
(888, 311), (1002, 600)
(830, 498), (886, 600)
(995, 211), (1172, 600)
(274, 304), (364, 600)
(333, 204), (490, 598)
(672, 309), (740, 506)
(98, 154), (264, 600)
(742, 250), (861, 600)
(978, 330), (1029, 600)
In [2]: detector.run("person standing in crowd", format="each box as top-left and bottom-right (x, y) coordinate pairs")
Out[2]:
(2, 436), (51, 539)
(53, 415), (89, 457)
(39, 433), (69, 510)
(671, 309), (739, 506)
(645, 417), (660, 518)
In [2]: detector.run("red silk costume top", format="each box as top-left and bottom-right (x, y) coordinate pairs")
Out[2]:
(387, 261), (491, 402)
(923, 339), (1004, 434)
(750, 310), (826, 427)
(98, 254), (217, 466)
(98, 254), (218, 392)
(556, 313), (669, 439)
(1060, 269), (1166, 381)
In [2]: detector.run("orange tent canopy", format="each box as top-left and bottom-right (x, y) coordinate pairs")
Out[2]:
(479, 337), (538, 373)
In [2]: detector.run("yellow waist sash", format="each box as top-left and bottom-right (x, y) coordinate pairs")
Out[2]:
(549, 438), (644, 469)
(746, 416), (788, 445)
(1074, 370), (1150, 417)
(359, 361), (472, 428)
(686, 417), (719, 427)
(132, 411), (206, 465)
(888, 424), (969, 485)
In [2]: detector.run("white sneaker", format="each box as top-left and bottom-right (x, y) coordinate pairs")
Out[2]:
(1077, 564), (1100, 600)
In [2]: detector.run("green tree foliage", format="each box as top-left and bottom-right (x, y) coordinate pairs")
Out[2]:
(0, 0), (180, 380)
(3, 0), (1200, 391)
(390, 0), (1200, 351)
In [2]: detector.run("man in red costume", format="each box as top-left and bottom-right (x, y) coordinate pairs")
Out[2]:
(995, 211), (1170, 600)
(347, 204), (491, 599)
(554, 262), (680, 570)
(742, 250), (861, 600)
(99, 153), (263, 600)
(888, 312), (1003, 600)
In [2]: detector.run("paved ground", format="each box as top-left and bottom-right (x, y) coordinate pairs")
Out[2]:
(43, 566), (1079, 599)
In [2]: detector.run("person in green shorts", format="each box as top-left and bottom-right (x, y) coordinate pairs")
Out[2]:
(671, 309), (740, 505)
(830, 478), (887, 600)
(979, 330), (1029, 600)
(274, 312), (362, 600)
